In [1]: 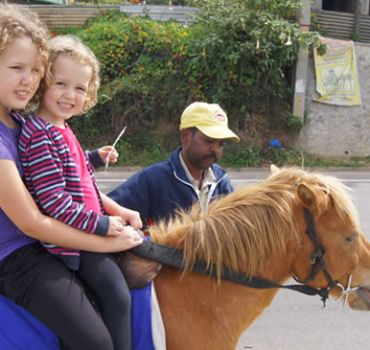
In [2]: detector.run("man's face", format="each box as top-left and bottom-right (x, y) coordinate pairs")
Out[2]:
(182, 129), (224, 170)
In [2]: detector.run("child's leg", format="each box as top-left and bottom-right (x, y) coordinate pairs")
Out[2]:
(79, 251), (132, 350)
(0, 243), (114, 350)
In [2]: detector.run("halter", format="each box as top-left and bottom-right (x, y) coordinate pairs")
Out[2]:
(292, 209), (358, 305)
(130, 208), (357, 306)
(291, 208), (338, 304)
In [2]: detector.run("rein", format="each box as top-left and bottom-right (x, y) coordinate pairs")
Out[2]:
(130, 208), (348, 306)
(131, 239), (331, 303)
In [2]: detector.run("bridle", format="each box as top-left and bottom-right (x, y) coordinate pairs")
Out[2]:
(296, 208), (336, 287)
(293, 208), (359, 305)
(130, 208), (358, 306)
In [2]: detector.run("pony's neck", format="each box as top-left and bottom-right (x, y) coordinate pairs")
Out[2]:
(155, 267), (284, 350)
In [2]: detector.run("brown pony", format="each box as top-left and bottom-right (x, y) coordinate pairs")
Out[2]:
(123, 166), (370, 350)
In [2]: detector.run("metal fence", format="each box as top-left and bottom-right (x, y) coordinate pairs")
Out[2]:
(28, 5), (370, 43)
(28, 4), (198, 28)
(314, 9), (370, 43)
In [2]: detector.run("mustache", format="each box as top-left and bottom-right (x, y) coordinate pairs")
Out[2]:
(203, 153), (217, 161)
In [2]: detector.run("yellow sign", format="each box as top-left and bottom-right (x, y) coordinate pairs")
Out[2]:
(314, 37), (361, 106)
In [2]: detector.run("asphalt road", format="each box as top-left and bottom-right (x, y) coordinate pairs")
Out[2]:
(96, 167), (370, 350)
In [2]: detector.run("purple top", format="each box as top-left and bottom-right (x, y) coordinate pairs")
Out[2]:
(0, 120), (34, 262)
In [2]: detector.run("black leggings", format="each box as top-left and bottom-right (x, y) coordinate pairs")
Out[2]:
(0, 243), (114, 350)
(78, 251), (131, 350)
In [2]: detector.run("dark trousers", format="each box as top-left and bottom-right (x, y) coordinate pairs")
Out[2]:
(0, 243), (114, 350)
(78, 252), (132, 350)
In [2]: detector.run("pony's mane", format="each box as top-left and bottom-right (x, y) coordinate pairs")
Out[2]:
(150, 167), (358, 279)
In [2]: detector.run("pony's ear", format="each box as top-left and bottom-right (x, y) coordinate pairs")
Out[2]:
(297, 183), (316, 208)
(270, 164), (280, 174)
(297, 183), (331, 216)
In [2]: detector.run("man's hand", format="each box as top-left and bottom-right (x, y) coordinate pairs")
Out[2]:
(98, 145), (118, 165)
(119, 208), (143, 230)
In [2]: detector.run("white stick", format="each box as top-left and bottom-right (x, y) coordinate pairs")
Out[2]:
(104, 126), (127, 171)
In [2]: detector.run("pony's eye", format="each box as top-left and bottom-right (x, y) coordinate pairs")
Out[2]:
(345, 234), (358, 244)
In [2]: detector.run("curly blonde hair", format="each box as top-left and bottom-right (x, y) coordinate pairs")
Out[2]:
(0, 4), (49, 103)
(41, 34), (100, 113)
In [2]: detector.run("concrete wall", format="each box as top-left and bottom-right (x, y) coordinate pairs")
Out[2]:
(294, 42), (370, 157)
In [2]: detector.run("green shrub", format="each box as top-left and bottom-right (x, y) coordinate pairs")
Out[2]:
(61, 3), (323, 167)
(77, 12), (190, 81)
(115, 133), (169, 166)
(220, 143), (262, 167)
(263, 148), (301, 166)
(183, 0), (321, 121)
(286, 113), (303, 132)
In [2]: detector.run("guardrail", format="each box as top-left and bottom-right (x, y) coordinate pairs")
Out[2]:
(29, 5), (118, 28)
(28, 4), (198, 28)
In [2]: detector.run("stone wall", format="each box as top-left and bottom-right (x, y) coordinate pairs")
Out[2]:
(294, 42), (370, 157)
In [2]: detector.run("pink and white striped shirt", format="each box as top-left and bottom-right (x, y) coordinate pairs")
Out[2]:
(17, 113), (108, 270)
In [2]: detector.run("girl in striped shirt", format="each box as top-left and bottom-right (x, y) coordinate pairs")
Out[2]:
(18, 34), (141, 350)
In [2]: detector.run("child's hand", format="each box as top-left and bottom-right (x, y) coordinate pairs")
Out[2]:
(115, 225), (143, 250)
(98, 145), (118, 165)
(107, 216), (125, 236)
(119, 208), (142, 230)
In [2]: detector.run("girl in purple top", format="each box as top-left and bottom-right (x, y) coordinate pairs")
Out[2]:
(0, 4), (143, 349)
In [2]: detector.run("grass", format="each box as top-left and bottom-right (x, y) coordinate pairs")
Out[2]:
(295, 155), (370, 169)
(112, 139), (370, 169)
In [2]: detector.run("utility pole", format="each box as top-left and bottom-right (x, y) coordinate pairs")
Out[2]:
(292, 0), (312, 121)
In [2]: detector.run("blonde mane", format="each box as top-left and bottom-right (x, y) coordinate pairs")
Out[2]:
(150, 168), (359, 279)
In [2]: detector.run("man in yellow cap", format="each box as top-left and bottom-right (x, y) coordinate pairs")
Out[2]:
(108, 102), (239, 227)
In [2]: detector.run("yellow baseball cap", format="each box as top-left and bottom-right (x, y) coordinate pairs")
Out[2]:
(179, 102), (240, 142)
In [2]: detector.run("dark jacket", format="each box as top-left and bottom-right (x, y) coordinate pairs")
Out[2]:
(108, 147), (233, 225)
